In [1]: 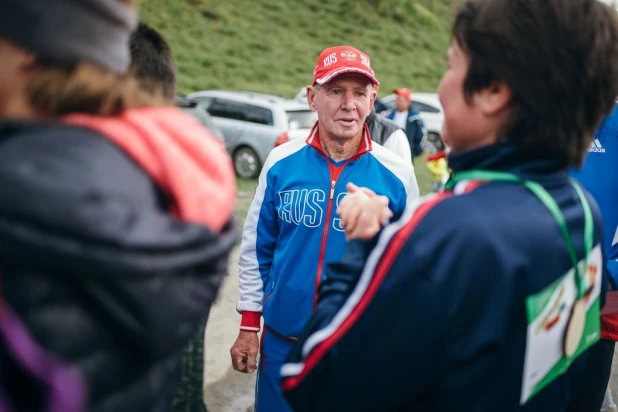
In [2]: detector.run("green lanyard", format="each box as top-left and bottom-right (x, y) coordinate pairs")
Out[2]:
(444, 170), (593, 299)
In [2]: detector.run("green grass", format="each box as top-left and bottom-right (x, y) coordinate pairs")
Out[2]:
(234, 161), (435, 228)
(414, 158), (435, 195)
(235, 178), (257, 229)
(139, 0), (456, 98)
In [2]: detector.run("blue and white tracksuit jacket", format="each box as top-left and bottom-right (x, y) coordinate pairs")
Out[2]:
(237, 123), (418, 411)
(571, 103), (618, 340)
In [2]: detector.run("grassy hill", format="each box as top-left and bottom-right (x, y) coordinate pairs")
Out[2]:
(139, 0), (456, 98)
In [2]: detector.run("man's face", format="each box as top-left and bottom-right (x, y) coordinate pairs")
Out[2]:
(308, 73), (376, 141)
(395, 94), (410, 112)
(437, 42), (488, 152)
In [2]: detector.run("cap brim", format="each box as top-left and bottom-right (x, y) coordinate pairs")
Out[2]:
(315, 67), (379, 86)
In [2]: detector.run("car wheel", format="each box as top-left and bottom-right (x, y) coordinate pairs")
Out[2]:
(422, 132), (445, 154)
(233, 146), (261, 178)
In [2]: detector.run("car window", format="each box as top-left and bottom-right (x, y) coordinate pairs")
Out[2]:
(199, 112), (223, 137)
(207, 99), (246, 121)
(191, 96), (213, 109)
(243, 104), (274, 126)
(286, 110), (316, 129)
(178, 105), (224, 139)
(411, 101), (440, 113)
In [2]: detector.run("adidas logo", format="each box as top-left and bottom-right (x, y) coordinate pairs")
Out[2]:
(588, 139), (606, 153)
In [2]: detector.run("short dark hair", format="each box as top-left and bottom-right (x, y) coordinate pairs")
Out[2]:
(129, 22), (176, 100)
(452, 0), (618, 167)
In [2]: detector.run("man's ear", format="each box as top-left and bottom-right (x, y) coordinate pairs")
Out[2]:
(369, 87), (377, 112)
(306, 85), (317, 112)
(474, 80), (512, 116)
(0, 40), (36, 71)
(20, 52), (37, 69)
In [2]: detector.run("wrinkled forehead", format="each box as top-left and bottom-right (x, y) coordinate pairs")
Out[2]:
(322, 73), (374, 89)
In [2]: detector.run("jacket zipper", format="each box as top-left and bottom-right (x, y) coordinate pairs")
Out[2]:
(313, 158), (354, 310)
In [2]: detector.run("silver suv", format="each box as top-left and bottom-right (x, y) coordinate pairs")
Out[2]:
(186, 90), (290, 178)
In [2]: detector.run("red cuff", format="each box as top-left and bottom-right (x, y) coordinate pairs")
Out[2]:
(240, 311), (262, 332)
(601, 314), (618, 342)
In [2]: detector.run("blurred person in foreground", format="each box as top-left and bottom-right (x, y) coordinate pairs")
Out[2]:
(281, 0), (618, 410)
(0, 1), (236, 412)
(230, 45), (418, 411)
(129, 21), (216, 412)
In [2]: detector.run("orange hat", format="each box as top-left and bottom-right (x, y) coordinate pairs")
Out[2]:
(312, 45), (379, 86)
(393, 88), (412, 101)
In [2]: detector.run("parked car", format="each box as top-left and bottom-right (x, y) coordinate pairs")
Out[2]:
(379, 92), (445, 153)
(283, 100), (317, 140)
(295, 87), (307, 103)
(174, 97), (224, 142)
(185, 90), (290, 178)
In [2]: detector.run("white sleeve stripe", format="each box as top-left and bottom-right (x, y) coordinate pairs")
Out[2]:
(301, 199), (420, 355)
(237, 138), (309, 313)
(237, 170), (267, 313)
(281, 363), (305, 378)
(240, 326), (261, 332)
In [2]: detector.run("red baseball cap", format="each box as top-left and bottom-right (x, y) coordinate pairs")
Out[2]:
(393, 88), (412, 101)
(312, 46), (379, 86)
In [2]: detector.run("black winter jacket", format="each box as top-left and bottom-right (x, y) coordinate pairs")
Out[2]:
(0, 119), (236, 412)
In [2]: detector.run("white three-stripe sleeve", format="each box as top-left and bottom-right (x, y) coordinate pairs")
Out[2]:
(236, 139), (308, 314)
(236, 161), (275, 314)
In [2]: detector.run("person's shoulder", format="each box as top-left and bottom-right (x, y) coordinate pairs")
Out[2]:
(370, 143), (411, 171)
(415, 187), (516, 246)
(408, 110), (421, 118)
(0, 119), (162, 227)
(367, 143), (414, 193)
(0, 119), (163, 205)
(0, 119), (133, 169)
(384, 193), (502, 272)
(419, 191), (492, 230)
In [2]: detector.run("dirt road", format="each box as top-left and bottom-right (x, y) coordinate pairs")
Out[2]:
(204, 247), (256, 412)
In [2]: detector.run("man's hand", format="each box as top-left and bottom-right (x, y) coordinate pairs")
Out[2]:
(338, 182), (393, 240)
(230, 331), (259, 373)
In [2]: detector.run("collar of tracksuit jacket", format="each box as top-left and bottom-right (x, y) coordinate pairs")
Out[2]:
(239, 122), (376, 333)
(447, 142), (569, 187)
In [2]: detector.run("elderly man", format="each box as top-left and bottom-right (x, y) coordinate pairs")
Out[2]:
(230, 45), (419, 411)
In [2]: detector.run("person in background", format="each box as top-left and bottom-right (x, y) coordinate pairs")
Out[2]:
(365, 107), (412, 164)
(281, 0), (618, 410)
(129, 21), (218, 412)
(424, 149), (449, 192)
(129, 22), (176, 100)
(0, 1), (237, 411)
(387, 87), (427, 161)
(569, 103), (618, 412)
(230, 45), (418, 411)
(373, 95), (389, 114)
